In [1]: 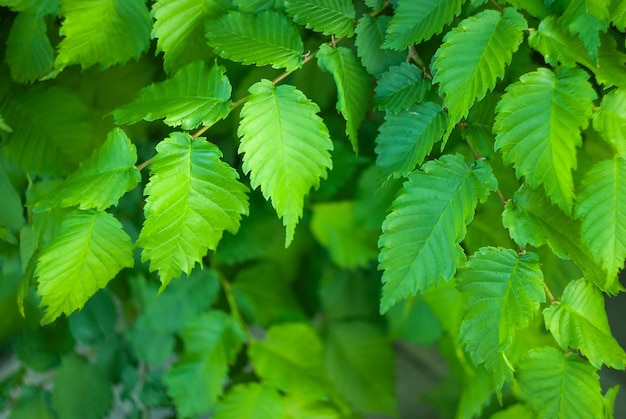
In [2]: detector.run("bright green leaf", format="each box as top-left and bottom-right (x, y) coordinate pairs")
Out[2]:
(284, 0), (355, 37)
(559, 0), (610, 62)
(374, 62), (431, 113)
(238, 80), (332, 246)
(593, 88), (626, 157)
(317, 44), (370, 152)
(0, 0), (58, 14)
(113, 61), (232, 130)
(214, 383), (284, 419)
(137, 132), (249, 289)
(378, 154), (497, 313)
(282, 398), (341, 419)
(6, 13), (54, 83)
(355, 15), (405, 77)
(205, 10), (304, 71)
(604, 385), (620, 419)
(612, 0), (626, 30)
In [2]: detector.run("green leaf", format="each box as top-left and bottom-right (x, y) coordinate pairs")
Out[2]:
(612, 0), (626, 30)
(375, 102), (448, 179)
(0, 0), (58, 14)
(68, 290), (116, 345)
(382, 0), (464, 50)
(36, 209), (133, 324)
(0, 114), (11, 133)
(56, 0), (152, 70)
(457, 247), (545, 388)
(378, 154), (497, 313)
(310, 201), (378, 269)
(317, 44), (370, 152)
(433, 8), (527, 131)
(238, 80), (332, 246)
(7, 389), (53, 419)
(325, 322), (396, 415)
(494, 67), (596, 213)
(559, 0), (610, 62)
(165, 311), (245, 418)
(205, 10), (304, 71)
(374, 62), (431, 113)
(575, 158), (626, 278)
(233, 0), (276, 13)
(0, 153), (25, 242)
(518, 347), (605, 419)
(6, 12), (54, 83)
(544, 278), (626, 369)
(284, 0), (355, 37)
(355, 15), (405, 77)
(214, 383), (284, 419)
(113, 61), (232, 130)
(151, 0), (230, 74)
(35, 128), (141, 212)
(604, 385), (620, 419)
(52, 355), (113, 419)
(137, 132), (249, 289)
(249, 323), (330, 400)
(593, 88), (626, 157)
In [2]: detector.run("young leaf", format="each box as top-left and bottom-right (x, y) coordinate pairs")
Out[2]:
(378, 154), (497, 313)
(0, 0), (58, 14)
(56, 0), (152, 70)
(544, 278), (626, 369)
(237, 80), (332, 246)
(151, 0), (230, 74)
(164, 311), (245, 418)
(35, 128), (141, 212)
(205, 10), (304, 71)
(382, 0), (464, 50)
(374, 62), (431, 113)
(494, 67), (596, 213)
(612, 0), (626, 30)
(137, 132), (249, 289)
(593, 88), (626, 157)
(113, 61), (232, 130)
(214, 383), (285, 419)
(249, 323), (330, 400)
(518, 347), (605, 419)
(6, 12), (54, 83)
(284, 0), (355, 37)
(317, 44), (371, 152)
(575, 158), (626, 278)
(457, 247), (545, 388)
(36, 209), (134, 324)
(433, 8), (527, 131)
(375, 102), (447, 179)
(355, 15), (405, 77)
(559, 0), (610, 62)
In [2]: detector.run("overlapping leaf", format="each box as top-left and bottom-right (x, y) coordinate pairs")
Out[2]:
(113, 61), (232, 130)
(374, 62), (430, 113)
(6, 12), (54, 83)
(284, 0), (355, 37)
(355, 15), (405, 77)
(35, 128), (140, 212)
(494, 67), (596, 213)
(36, 209), (134, 324)
(432, 8), (527, 131)
(137, 132), (249, 289)
(559, 0), (610, 62)
(317, 44), (370, 152)
(375, 102), (447, 179)
(378, 154), (497, 313)
(382, 0), (464, 50)
(237, 80), (332, 246)
(0, 0), (58, 14)
(593, 89), (626, 157)
(214, 383), (284, 419)
(205, 10), (304, 71)
(612, 0), (626, 30)
(56, 0), (152, 70)
(457, 247), (545, 388)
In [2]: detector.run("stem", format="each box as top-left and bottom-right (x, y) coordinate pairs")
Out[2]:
(135, 157), (153, 172)
(218, 274), (254, 341)
(407, 46), (433, 80)
(544, 283), (557, 303)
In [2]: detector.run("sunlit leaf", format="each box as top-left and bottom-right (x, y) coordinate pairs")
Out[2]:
(214, 383), (284, 419)
(374, 62), (431, 113)
(593, 88), (626, 157)
(284, 0), (355, 37)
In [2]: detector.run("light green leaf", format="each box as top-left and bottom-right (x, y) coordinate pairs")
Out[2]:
(0, 114), (11, 132)
(544, 278), (626, 369)
(282, 398), (341, 419)
(165, 311), (245, 418)
(151, 0), (230, 74)
(382, 0), (464, 50)
(214, 383), (284, 419)
(433, 8), (527, 131)
(56, 0), (152, 70)
(378, 154), (497, 313)
(355, 15), (405, 77)
(518, 347), (605, 419)
(6, 12), (54, 83)
(593, 88), (626, 157)
(249, 323), (330, 400)
(36, 209), (134, 324)
(612, 0), (626, 30)
(494, 67), (596, 213)
(575, 158), (626, 278)
(317, 44), (370, 152)
(310, 201), (378, 269)
(0, 0), (58, 14)
(325, 322), (396, 415)
(559, 0), (610, 62)
(375, 102), (447, 179)
(374, 62), (431, 113)
(137, 132), (249, 289)
(206, 10), (303, 71)
(113, 61), (232, 130)
(489, 404), (536, 419)
(604, 385), (620, 419)
(284, 0), (355, 37)
(238, 80), (332, 246)
(35, 128), (140, 212)
(502, 0), (549, 18)
(457, 247), (545, 388)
